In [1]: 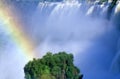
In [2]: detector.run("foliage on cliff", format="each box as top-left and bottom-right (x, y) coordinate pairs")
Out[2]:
(24, 52), (83, 79)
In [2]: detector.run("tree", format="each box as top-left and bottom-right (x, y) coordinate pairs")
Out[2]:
(24, 52), (83, 79)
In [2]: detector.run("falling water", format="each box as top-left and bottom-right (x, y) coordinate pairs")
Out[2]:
(28, 1), (120, 79)
(1, 0), (120, 79)
(110, 1), (120, 74)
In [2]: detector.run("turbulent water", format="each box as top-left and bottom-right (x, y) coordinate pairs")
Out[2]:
(1, 0), (120, 79)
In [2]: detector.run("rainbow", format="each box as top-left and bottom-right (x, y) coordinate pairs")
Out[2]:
(0, 1), (36, 60)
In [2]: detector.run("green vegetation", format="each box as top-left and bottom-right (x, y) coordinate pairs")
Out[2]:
(24, 52), (83, 79)
(107, 0), (118, 19)
(109, 0), (118, 8)
(100, 0), (108, 2)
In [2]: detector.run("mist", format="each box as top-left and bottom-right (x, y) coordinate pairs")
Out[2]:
(0, 21), (28, 79)
(1, 1), (120, 79)
(30, 2), (120, 79)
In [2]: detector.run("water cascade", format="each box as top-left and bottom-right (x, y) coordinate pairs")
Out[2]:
(1, 0), (120, 79)
(30, 1), (120, 79)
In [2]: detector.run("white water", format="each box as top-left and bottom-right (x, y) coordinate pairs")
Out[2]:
(1, 0), (120, 79)
(30, 1), (120, 79)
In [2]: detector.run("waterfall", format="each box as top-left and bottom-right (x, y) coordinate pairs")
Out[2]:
(110, 1), (120, 74)
(1, 0), (120, 79)
(29, 1), (120, 79)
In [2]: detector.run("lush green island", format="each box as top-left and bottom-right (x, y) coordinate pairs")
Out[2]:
(24, 52), (83, 79)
